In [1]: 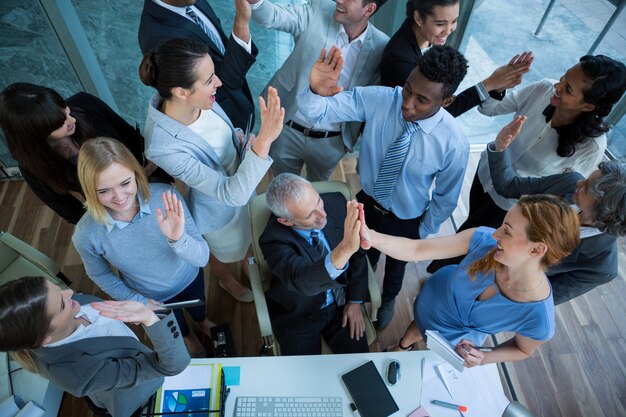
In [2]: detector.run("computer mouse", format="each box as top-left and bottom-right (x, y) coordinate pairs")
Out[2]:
(386, 360), (400, 386)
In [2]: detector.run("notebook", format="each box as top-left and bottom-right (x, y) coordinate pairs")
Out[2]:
(425, 330), (465, 372)
(341, 361), (399, 417)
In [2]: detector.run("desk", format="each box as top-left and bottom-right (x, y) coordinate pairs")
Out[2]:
(167, 351), (507, 417)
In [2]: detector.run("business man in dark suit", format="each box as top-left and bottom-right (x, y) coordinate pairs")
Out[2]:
(138, 0), (258, 130)
(259, 173), (370, 355)
(487, 116), (626, 305)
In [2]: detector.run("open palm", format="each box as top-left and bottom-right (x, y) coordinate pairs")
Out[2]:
(157, 190), (185, 242)
(309, 46), (344, 97)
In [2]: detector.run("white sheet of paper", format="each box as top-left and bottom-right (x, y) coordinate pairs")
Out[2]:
(435, 362), (460, 398)
(420, 358), (509, 417)
(160, 363), (214, 391)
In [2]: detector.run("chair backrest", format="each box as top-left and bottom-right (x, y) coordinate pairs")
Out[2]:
(0, 232), (70, 289)
(502, 401), (534, 417)
(249, 181), (352, 292)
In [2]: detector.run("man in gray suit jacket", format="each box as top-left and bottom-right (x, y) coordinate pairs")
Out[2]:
(487, 117), (626, 305)
(248, 0), (389, 181)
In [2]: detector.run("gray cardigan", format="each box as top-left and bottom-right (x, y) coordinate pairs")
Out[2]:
(35, 294), (190, 417)
(144, 94), (272, 234)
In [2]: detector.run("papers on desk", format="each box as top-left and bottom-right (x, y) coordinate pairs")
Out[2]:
(420, 358), (509, 417)
(155, 363), (225, 416)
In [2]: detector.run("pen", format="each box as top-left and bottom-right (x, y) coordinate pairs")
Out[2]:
(431, 400), (468, 412)
(350, 403), (362, 417)
(474, 346), (493, 352)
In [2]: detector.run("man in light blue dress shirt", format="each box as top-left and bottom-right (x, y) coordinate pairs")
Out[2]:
(298, 45), (470, 329)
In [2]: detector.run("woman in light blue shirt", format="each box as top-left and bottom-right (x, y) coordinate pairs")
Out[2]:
(72, 137), (211, 356)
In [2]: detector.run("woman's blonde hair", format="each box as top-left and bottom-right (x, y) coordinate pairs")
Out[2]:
(468, 194), (581, 281)
(77, 137), (150, 225)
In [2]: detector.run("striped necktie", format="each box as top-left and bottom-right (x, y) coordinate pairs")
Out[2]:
(373, 121), (419, 205)
(310, 231), (326, 256)
(185, 6), (225, 55)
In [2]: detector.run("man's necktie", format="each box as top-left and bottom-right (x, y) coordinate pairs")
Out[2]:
(311, 231), (345, 306)
(185, 6), (225, 55)
(373, 121), (419, 206)
(310, 231), (326, 256)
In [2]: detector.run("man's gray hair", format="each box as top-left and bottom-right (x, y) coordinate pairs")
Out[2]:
(589, 161), (626, 237)
(266, 173), (312, 220)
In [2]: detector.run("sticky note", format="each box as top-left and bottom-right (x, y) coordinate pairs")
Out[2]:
(408, 406), (431, 417)
(222, 366), (241, 386)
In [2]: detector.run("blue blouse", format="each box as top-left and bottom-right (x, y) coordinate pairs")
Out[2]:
(415, 227), (555, 345)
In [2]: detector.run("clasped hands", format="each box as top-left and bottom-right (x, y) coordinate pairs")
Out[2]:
(340, 200), (373, 254)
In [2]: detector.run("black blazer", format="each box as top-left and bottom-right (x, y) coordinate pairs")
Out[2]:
(380, 18), (502, 117)
(21, 93), (144, 224)
(259, 192), (369, 330)
(487, 145), (618, 305)
(138, 0), (258, 130)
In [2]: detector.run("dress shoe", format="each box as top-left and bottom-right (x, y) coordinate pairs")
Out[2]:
(219, 279), (254, 303)
(376, 297), (396, 330)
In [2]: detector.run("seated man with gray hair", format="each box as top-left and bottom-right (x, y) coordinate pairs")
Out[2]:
(259, 173), (369, 355)
(488, 116), (626, 304)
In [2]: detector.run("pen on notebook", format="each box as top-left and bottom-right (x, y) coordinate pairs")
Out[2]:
(431, 400), (468, 412)
(350, 403), (362, 417)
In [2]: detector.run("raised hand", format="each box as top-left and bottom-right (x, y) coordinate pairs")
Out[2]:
(234, 0), (251, 43)
(483, 51), (534, 93)
(252, 86), (285, 158)
(342, 200), (362, 255)
(91, 300), (159, 326)
(309, 46), (344, 96)
(494, 115), (527, 151)
(156, 190), (185, 242)
(357, 203), (372, 250)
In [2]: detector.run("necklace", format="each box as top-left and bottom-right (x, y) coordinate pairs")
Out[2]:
(504, 276), (545, 292)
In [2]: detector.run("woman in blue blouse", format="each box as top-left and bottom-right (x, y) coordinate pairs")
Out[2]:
(360, 188), (580, 366)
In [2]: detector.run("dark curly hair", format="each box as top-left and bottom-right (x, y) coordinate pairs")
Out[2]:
(418, 45), (468, 98)
(589, 161), (626, 237)
(406, 0), (459, 18)
(552, 55), (626, 158)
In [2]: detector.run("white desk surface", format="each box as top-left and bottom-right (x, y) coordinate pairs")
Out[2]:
(183, 351), (506, 417)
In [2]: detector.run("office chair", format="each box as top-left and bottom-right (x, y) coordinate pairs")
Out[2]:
(502, 401), (534, 417)
(0, 231), (72, 288)
(247, 181), (382, 356)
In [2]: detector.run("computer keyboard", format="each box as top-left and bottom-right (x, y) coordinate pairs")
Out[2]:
(234, 396), (343, 417)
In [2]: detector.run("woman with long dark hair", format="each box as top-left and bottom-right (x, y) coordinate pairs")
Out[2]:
(140, 38), (284, 302)
(0, 83), (148, 224)
(463, 55), (626, 227)
(0, 276), (189, 417)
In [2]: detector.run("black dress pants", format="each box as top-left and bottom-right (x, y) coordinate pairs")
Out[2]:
(356, 191), (422, 299)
